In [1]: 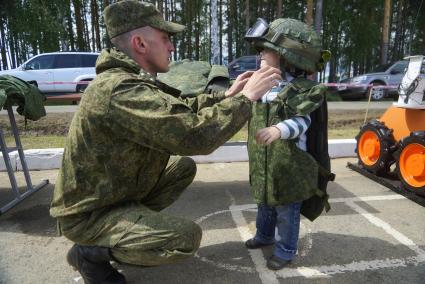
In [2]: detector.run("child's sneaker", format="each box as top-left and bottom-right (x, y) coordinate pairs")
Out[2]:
(244, 238), (273, 249)
(266, 255), (291, 270)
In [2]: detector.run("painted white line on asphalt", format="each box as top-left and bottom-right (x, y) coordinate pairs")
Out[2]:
(329, 194), (405, 203)
(230, 206), (279, 284)
(195, 194), (424, 279)
(290, 267), (329, 278)
(346, 201), (425, 256)
(194, 206), (256, 273)
(194, 254), (254, 273)
(299, 226), (313, 257)
(276, 255), (425, 278)
(195, 209), (231, 224)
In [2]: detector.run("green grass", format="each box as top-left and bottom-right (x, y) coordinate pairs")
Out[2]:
(1, 109), (382, 149)
(4, 135), (66, 149)
(228, 127), (360, 142)
(4, 128), (361, 149)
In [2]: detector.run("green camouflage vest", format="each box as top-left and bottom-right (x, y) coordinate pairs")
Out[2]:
(248, 77), (326, 207)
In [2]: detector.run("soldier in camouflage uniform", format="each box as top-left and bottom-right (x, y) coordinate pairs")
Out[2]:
(243, 18), (331, 270)
(49, 1), (282, 283)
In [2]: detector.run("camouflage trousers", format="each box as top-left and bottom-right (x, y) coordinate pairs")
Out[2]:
(57, 156), (202, 266)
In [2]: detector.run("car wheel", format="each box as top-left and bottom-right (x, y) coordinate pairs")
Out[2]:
(369, 83), (386, 101)
(76, 81), (90, 93)
(27, 80), (38, 87)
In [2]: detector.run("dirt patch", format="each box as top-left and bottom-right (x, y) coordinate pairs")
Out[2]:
(0, 109), (386, 137)
(329, 109), (385, 129)
(0, 113), (74, 136)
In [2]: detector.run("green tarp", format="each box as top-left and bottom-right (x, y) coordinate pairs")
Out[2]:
(0, 75), (46, 121)
(158, 59), (230, 97)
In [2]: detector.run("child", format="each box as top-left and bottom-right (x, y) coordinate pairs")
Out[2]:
(244, 18), (332, 270)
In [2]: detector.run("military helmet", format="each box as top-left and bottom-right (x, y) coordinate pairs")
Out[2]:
(245, 18), (330, 73)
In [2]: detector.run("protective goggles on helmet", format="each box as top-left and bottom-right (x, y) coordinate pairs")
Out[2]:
(245, 18), (269, 42)
(245, 18), (286, 46)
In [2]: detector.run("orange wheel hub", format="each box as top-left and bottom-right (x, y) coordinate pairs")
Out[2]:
(358, 130), (381, 166)
(399, 143), (425, 188)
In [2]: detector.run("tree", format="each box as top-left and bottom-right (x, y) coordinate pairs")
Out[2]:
(91, 0), (101, 51)
(381, 0), (391, 64)
(306, 0), (314, 25)
(211, 0), (219, 64)
(277, 0), (283, 17)
(0, 12), (8, 70)
(245, 0), (250, 54)
(227, 0), (235, 63)
(73, 0), (86, 51)
(314, 0), (323, 34)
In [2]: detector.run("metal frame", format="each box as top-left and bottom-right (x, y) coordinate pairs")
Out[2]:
(0, 105), (49, 215)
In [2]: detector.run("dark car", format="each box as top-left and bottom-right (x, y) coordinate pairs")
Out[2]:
(228, 55), (260, 79)
(337, 60), (425, 101)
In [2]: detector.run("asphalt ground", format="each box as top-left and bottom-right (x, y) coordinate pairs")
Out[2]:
(0, 158), (424, 284)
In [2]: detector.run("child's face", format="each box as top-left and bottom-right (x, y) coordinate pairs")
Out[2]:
(259, 48), (280, 69)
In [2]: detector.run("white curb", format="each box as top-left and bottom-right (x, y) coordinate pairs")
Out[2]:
(15, 148), (64, 171)
(329, 139), (357, 158)
(0, 151), (17, 171)
(0, 139), (357, 171)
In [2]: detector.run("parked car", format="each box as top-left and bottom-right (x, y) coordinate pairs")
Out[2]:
(0, 52), (99, 94)
(337, 59), (425, 101)
(228, 55), (260, 79)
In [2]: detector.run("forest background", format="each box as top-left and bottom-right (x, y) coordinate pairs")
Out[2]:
(0, 0), (424, 83)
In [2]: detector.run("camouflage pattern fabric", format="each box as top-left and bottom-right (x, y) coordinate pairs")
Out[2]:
(50, 48), (251, 217)
(253, 18), (331, 73)
(248, 77), (326, 206)
(284, 78), (326, 116)
(0, 75), (46, 121)
(58, 156), (202, 265)
(104, 0), (185, 38)
(158, 59), (230, 97)
(50, 48), (251, 265)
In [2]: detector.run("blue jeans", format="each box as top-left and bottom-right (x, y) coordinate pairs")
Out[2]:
(253, 202), (302, 261)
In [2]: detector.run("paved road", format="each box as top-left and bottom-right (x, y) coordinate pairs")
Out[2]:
(327, 101), (392, 110)
(0, 158), (424, 283)
(0, 101), (393, 115)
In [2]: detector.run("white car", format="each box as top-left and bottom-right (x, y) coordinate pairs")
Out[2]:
(0, 52), (99, 93)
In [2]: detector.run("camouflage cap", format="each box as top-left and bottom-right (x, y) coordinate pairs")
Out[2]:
(104, 0), (185, 38)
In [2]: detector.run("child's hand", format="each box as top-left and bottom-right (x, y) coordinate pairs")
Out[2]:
(255, 126), (281, 145)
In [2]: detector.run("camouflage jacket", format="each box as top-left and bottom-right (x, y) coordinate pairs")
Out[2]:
(248, 77), (326, 207)
(50, 48), (251, 217)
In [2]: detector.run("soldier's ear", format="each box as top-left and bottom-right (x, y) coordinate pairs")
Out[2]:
(132, 35), (147, 55)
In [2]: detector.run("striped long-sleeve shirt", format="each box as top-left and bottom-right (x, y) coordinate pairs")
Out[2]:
(261, 78), (311, 151)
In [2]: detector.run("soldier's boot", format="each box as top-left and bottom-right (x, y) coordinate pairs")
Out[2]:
(67, 244), (126, 284)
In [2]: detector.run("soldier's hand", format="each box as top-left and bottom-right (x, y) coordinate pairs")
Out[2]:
(242, 66), (282, 101)
(225, 71), (255, 97)
(255, 126), (281, 145)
